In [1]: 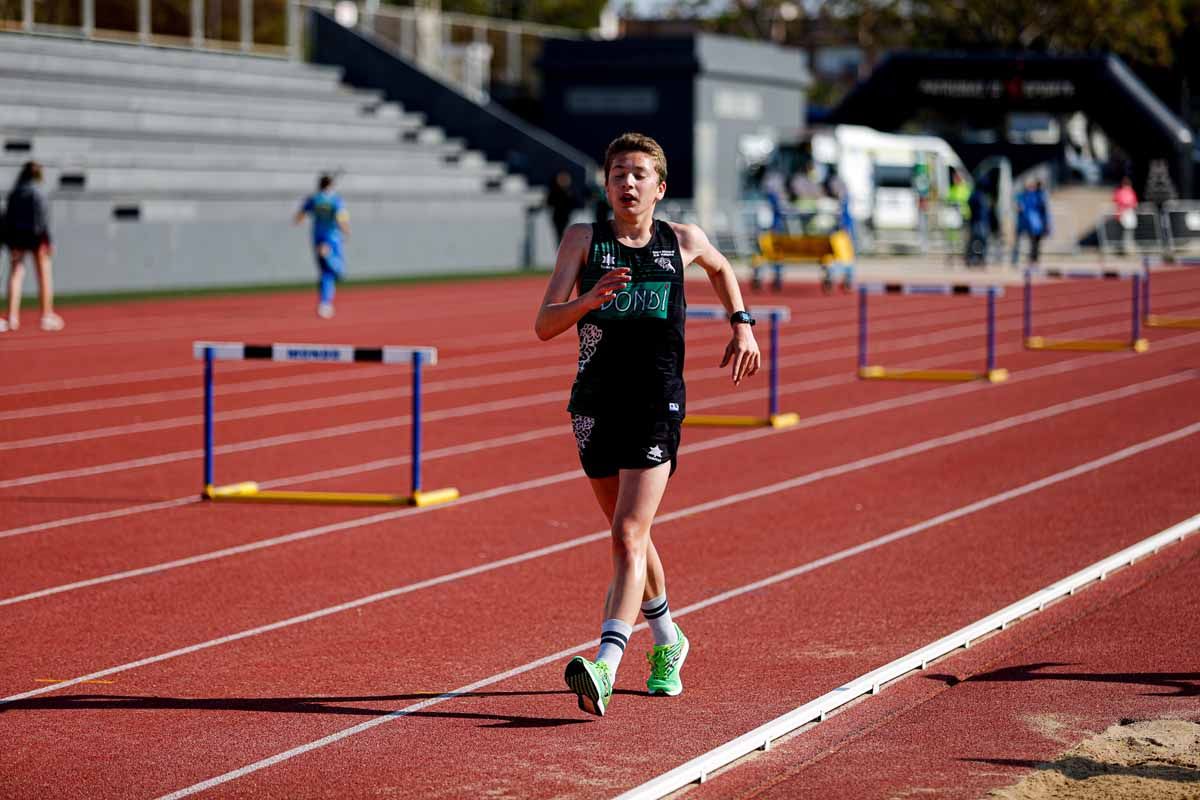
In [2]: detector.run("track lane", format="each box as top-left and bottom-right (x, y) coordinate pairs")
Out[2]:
(683, 525), (1200, 800)
(1, 332), (1196, 599)
(1, 417), (1195, 799)
(1, 363), (1195, 694)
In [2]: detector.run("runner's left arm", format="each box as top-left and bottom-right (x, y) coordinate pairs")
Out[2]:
(677, 223), (761, 385)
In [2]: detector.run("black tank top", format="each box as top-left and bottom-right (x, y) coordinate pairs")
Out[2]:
(568, 219), (687, 418)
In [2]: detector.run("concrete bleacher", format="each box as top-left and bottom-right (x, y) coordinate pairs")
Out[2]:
(0, 32), (550, 294)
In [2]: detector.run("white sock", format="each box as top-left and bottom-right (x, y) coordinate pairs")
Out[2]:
(641, 593), (678, 646)
(596, 618), (633, 677)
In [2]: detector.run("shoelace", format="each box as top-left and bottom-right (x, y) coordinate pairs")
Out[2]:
(595, 662), (613, 693)
(647, 646), (675, 678)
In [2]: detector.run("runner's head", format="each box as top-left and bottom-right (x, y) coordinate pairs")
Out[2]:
(604, 133), (667, 215)
(318, 173), (334, 191)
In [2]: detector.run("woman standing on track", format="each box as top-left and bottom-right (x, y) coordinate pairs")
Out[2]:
(3, 161), (63, 333)
(535, 132), (761, 717)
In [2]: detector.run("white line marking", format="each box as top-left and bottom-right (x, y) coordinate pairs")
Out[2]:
(5, 292), (1194, 485)
(143, 423), (1200, 799)
(2, 367), (1192, 637)
(618, 508), (1200, 799)
(2, 323), (1196, 551)
(0, 281), (1169, 430)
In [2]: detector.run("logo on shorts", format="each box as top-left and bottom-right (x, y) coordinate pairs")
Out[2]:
(647, 445), (665, 462)
(668, 403), (680, 413)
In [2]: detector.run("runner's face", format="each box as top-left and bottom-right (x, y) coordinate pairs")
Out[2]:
(607, 152), (665, 216)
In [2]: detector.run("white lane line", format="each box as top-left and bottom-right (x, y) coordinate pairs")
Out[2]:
(0, 355), (571, 426)
(4, 286), (1190, 476)
(0, 291), (541, 355)
(619, 508), (1200, 799)
(141, 422), (1200, 799)
(2, 370), (1191, 613)
(0, 388), (565, 490)
(0, 360), (266, 399)
(2, 325), (1197, 544)
(0, 297), (1158, 451)
(0, 279), (1173, 428)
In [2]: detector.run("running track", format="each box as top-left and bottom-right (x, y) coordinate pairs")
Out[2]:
(1, 268), (1197, 798)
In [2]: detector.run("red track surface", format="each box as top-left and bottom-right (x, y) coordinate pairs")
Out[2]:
(1, 268), (1198, 799)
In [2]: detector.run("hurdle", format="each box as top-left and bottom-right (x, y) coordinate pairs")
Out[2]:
(857, 283), (1008, 383)
(193, 341), (459, 507)
(1023, 268), (1149, 352)
(1142, 257), (1200, 329)
(683, 305), (799, 428)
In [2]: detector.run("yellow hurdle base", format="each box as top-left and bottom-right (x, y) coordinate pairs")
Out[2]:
(1024, 337), (1149, 353)
(858, 366), (1008, 383)
(203, 482), (460, 507)
(1145, 315), (1200, 329)
(683, 412), (800, 429)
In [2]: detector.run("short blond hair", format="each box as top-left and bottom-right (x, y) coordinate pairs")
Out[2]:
(604, 132), (667, 184)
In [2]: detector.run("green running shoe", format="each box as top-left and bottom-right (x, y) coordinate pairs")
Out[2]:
(646, 625), (689, 696)
(564, 656), (613, 717)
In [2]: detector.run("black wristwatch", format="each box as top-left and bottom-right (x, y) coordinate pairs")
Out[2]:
(729, 310), (756, 327)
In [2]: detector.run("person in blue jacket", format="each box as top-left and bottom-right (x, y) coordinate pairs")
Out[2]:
(1012, 179), (1050, 266)
(294, 174), (350, 318)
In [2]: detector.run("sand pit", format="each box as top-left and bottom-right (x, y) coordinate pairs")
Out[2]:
(988, 719), (1200, 799)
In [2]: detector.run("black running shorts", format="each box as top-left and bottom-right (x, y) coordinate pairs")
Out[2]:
(570, 413), (681, 479)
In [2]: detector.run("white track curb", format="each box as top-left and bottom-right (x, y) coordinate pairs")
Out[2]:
(616, 512), (1200, 799)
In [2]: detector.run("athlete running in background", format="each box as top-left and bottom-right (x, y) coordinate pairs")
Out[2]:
(294, 173), (350, 319)
(535, 132), (761, 717)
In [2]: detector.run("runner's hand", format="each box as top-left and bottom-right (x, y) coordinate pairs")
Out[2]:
(720, 325), (760, 385)
(580, 268), (631, 310)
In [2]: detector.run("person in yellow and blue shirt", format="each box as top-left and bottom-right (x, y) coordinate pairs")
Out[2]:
(294, 173), (350, 318)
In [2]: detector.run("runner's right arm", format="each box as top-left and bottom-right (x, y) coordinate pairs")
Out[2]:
(535, 223), (629, 340)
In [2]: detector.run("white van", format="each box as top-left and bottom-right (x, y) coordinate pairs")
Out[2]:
(809, 125), (970, 250)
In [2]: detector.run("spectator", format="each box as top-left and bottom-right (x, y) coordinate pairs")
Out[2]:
(293, 173), (349, 319)
(4, 161), (63, 332)
(588, 168), (610, 224)
(1012, 179), (1050, 266)
(545, 170), (579, 244)
(965, 178), (994, 268)
(754, 170), (790, 291)
(945, 170), (971, 257)
(1112, 176), (1138, 254)
(822, 165), (856, 250)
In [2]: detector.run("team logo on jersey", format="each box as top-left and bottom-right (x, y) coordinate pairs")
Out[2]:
(593, 241), (622, 270)
(655, 257), (676, 272)
(593, 281), (671, 320)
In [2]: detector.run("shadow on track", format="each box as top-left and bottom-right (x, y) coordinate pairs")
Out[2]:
(0, 690), (626, 728)
(926, 662), (1200, 697)
(962, 756), (1200, 784)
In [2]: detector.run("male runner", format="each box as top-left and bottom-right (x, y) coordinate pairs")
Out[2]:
(535, 132), (760, 716)
(294, 174), (350, 318)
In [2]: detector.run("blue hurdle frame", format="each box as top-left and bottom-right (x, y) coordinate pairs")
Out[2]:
(1142, 257), (1200, 329)
(197, 341), (458, 507)
(683, 306), (799, 428)
(1023, 268), (1148, 352)
(857, 283), (1007, 383)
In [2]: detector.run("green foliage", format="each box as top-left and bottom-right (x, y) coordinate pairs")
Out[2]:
(906, 0), (1186, 67)
(643, 0), (1188, 68)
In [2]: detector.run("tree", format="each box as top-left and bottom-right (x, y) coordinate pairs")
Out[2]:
(894, 0), (1185, 68)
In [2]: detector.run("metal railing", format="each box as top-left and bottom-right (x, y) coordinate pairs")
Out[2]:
(1, 0), (589, 101)
(0, 0), (295, 55)
(355, 1), (587, 103)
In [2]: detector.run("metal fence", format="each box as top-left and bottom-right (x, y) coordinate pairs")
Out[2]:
(0, 0), (585, 100)
(0, 0), (295, 54)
